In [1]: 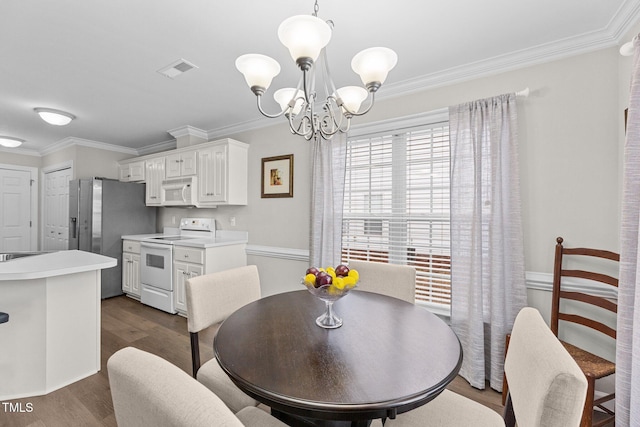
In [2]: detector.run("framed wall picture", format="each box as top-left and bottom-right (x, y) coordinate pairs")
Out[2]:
(261, 154), (294, 198)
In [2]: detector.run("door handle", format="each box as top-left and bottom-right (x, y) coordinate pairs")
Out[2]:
(70, 217), (77, 238)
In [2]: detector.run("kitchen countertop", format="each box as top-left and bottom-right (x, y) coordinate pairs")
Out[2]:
(122, 230), (248, 248)
(0, 250), (117, 281)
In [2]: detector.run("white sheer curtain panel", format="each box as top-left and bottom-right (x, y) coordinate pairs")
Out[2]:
(617, 35), (640, 427)
(449, 93), (527, 390)
(309, 133), (347, 268)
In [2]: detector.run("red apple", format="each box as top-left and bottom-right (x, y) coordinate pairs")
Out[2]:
(335, 264), (350, 277)
(306, 267), (320, 276)
(315, 272), (332, 288)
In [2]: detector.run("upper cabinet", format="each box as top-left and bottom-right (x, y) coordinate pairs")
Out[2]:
(197, 139), (248, 207)
(145, 157), (165, 206)
(118, 138), (248, 207)
(166, 150), (197, 178)
(119, 160), (145, 182)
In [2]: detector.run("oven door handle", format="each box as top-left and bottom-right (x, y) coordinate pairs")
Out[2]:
(141, 242), (172, 251)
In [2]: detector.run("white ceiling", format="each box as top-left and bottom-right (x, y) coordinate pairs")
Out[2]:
(1, 0), (638, 154)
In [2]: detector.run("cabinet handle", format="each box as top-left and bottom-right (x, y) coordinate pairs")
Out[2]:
(206, 192), (214, 196)
(150, 196), (157, 199)
(184, 254), (189, 258)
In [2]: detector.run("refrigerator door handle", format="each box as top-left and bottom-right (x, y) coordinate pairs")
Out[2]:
(70, 217), (77, 239)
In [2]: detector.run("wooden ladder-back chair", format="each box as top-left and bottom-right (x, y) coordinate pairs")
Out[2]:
(551, 236), (619, 427)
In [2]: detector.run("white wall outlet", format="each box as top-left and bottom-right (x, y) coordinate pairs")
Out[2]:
(229, 216), (236, 227)
(171, 215), (176, 225)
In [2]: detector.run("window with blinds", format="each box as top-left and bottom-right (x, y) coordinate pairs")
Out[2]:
(341, 120), (451, 307)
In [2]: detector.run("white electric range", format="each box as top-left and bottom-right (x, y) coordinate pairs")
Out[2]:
(139, 218), (214, 313)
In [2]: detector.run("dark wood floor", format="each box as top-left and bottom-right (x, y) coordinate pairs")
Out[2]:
(0, 295), (503, 427)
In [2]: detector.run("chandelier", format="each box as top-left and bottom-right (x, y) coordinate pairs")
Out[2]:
(235, 0), (397, 141)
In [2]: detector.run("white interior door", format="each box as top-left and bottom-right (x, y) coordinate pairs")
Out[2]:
(0, 168), (32, 251)
(43, 168), (72, 251)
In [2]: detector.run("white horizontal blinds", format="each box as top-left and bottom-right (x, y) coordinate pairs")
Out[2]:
(342, 121), (451, 306)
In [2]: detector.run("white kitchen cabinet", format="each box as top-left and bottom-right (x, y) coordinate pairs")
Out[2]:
(172, 243), (247, 316)
(119, 161), (145, 182)
(174, 261), (203, 314)
(197, 139), (248, 206)
(122, 240), (141, 298)
(145, 157), (165, 206)
(173, 246), (205, 314)
(166, 150), (197, 178)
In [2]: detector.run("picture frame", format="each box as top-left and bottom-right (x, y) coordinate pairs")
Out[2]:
(261, 154), (294, 198)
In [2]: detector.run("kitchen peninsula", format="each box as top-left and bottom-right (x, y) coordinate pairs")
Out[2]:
(0, 250), (116, 400)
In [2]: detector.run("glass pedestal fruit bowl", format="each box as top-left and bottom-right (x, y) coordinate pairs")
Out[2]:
(302, 265), (359, 329)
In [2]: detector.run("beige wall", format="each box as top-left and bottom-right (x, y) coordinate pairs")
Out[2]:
(39, 145), (126, 180)
(0, 151), (41, 168)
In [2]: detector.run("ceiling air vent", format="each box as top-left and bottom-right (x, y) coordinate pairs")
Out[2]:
(157, 59), (198, 79)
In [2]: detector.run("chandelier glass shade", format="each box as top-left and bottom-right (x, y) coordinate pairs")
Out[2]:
(235, 1), (397, 141)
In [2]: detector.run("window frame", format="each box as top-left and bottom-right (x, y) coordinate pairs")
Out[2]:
(343, 109), (452, 317)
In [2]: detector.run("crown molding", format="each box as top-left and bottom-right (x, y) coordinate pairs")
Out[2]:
(610, 0), (640, 41)
(167, 125), (208, 140)
(206, 117), (273, 140)
(39, 136), (139, 157)
(136, 139), (177, 156)
(0, 146), (40, 157)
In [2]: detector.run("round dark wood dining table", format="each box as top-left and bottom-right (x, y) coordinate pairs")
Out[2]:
(214, 290), (462, 427)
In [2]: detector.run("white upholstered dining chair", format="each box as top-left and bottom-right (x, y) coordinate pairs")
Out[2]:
(381, 307), (588, 427)
(185, 265), (262, 413)
(347, 260), (416, 304)
(107, 346), (287, 427)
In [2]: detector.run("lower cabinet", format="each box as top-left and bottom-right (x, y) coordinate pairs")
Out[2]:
(173, 244), (247, 316)
(122, 240), (141, 298)
(121, 240), (247, 316)
(174, 261), (203, 314)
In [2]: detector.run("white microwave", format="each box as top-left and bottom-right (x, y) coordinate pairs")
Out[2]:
(161, 177), (198, 206)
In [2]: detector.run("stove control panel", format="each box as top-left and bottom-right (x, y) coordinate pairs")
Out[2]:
(179, 217), (215, 232)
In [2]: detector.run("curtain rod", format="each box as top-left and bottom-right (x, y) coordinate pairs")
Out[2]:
(516, 88), (530, 98)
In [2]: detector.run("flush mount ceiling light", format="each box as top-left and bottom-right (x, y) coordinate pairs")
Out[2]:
(34, 108), (76, 126)
(235, 0), (397, 141)
(0, 136), (25, 148)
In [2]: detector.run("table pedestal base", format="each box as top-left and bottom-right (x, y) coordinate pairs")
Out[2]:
(271, 409), (373, 427)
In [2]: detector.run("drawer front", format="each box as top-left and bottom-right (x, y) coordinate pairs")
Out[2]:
(123, 240), (141, 254)
(174, 247), (204, 264)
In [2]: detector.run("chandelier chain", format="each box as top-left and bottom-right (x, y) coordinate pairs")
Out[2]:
(313, 0), (319, 17)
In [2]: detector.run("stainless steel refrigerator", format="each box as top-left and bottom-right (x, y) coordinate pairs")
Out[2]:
(69, 178), (157, 299)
